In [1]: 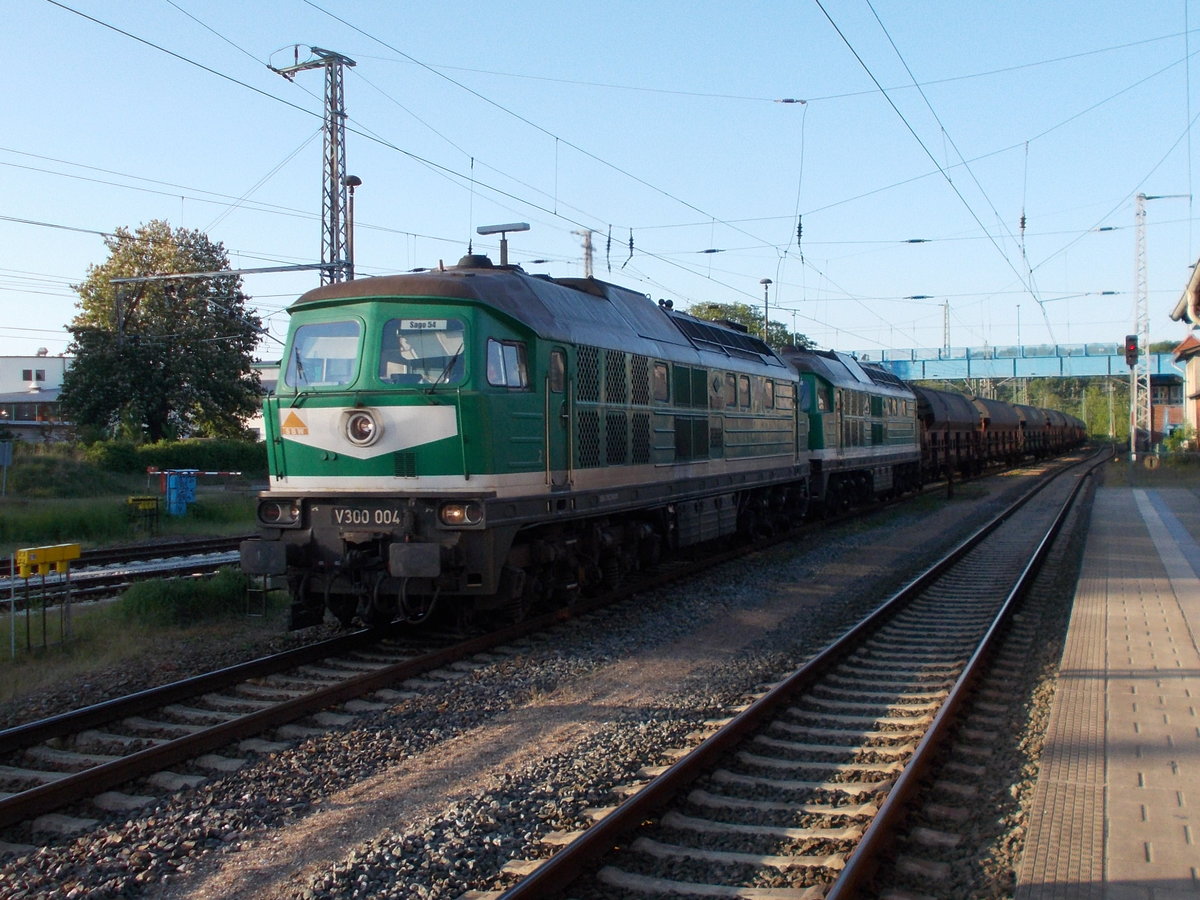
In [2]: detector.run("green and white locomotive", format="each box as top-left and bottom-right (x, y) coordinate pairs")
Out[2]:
(241, 252), (1082, 630)
(241, 254), (813, 628)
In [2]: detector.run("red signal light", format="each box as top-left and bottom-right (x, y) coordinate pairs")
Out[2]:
(1124, 334), (1138, 367)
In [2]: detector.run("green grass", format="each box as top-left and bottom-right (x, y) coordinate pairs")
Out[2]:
(0, 446), (269, 711)
(0, 578), (289, 705)
(0, 492), (257, 557)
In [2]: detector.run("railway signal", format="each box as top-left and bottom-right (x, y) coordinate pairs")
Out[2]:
(1124, 334), (1139, 367)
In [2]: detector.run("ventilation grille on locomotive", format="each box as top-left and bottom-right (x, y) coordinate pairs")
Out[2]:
(578, 346), (600, 403)
(577, 409), (601, 468)
(393, 451), (417, 478)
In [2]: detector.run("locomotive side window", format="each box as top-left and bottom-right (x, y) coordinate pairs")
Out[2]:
(652, 362), (669, 401)
(738, 375), (750, 408)
(285, 320), (361, 387)
(725, 373), (737, 407)
(487, 339), (529, 388)
(798, 379), (813, 411)
(549, 349), (566, 393)
(764, 379), (776, 409)
(379, 318), (465, 385)
(775, 382), (795, 411)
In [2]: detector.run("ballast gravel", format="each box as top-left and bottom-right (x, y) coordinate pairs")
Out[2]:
(0, 472), (1074, 900)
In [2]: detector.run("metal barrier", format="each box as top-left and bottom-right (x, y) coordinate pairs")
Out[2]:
(7, 543), (81, 657)
(127, 495), (160, 532)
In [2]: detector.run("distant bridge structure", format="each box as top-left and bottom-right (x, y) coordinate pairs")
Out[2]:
(853, 343), (1178, 382)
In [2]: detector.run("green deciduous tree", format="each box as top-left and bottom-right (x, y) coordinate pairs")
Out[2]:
(687, 301), (813, 351)
(60, 220), (262, 443)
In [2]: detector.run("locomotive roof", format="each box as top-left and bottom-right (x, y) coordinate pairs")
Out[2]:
(292, 256), (788, 372)
(780, 347), (915, 398)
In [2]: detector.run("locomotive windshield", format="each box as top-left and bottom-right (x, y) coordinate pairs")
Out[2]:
(379, 318), (465, 385)
(284, 320), (361, 388)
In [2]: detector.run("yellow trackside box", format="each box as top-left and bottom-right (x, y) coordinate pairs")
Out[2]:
(15, 543), (81, 578)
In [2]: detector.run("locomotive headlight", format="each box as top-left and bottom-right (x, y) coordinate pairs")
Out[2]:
(439, 501), (484, 527)
(344, 409), (382, 447)
(259, 500), (300, 526)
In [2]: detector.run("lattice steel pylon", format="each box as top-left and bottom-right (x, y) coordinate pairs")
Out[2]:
(1133, 193), (1150, 460)
(274, 47), (357, 284)
(1132, 192), (1189, 460)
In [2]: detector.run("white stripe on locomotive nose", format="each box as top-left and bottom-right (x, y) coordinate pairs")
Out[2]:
(277, 405), (458, 460)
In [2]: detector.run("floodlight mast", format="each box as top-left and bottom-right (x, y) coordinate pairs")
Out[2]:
(476, 223), (530, 266)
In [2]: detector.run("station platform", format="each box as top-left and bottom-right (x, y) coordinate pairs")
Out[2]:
(1016, 482), (1200, 898)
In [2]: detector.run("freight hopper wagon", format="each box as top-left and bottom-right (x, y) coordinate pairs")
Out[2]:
(242, 255), (811, 629)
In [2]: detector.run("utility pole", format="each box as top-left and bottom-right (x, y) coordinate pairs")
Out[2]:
(573, 229), (594, 277)
(274, 47), (357, 284)
(760, 279), (773, 342)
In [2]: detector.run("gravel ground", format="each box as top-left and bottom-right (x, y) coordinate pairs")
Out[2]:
(0, 470), (1066, 900)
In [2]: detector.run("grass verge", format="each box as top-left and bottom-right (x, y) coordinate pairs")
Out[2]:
(0, 568), (289, 709)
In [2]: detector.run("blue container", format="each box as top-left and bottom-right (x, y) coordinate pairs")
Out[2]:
(165, 470), (198, 516)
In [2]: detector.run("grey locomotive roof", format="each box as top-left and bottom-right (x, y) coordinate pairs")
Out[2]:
(781, 347), (914, 398)
(292, 257), (787, 372)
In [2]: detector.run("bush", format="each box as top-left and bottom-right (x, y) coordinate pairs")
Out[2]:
(118, 567), (251, 627)
(81, 441), (142, 473)
(137, 439), (267, 477)
(1164, 424), (1195, 455)
(3, 455), (135, 498)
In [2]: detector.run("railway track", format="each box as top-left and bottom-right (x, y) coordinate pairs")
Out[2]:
(490, 447), (1109, 899)
(0, 536), (248, 580)
(0, 536), (248, 606)
(0, 516), (820, 847)
(0, 456), (1090, 868)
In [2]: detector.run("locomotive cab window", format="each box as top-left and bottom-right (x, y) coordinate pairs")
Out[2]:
(487, 338), (529, 388)
(379, 318), (465, 385)
(285, 320), (361, 388)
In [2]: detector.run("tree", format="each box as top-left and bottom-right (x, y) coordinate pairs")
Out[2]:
(687, 301), (814, 351)
(60, 220), (262, 442)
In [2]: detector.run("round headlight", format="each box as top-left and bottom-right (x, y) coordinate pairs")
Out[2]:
(345, 410), (381, 446)
(259, 500), (299, 525)
(439, 501), (484, 526)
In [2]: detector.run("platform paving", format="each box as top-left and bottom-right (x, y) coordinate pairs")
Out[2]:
(1015, 485), (1200, 899)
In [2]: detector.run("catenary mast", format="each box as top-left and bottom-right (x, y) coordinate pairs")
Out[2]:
(274, 47), (357, 284)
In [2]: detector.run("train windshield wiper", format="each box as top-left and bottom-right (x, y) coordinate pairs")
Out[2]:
(426, 346), (463, 392)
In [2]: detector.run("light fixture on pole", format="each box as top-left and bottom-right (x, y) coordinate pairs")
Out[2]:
(476, 222), (530, 266)
(760, 278), (773, 342)
(342, 175), (361, 279)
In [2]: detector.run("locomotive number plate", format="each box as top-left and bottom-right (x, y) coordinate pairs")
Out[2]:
(332, 506), (405, 527)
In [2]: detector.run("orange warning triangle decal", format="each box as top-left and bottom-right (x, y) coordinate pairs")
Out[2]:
(280, 411), (309, 435)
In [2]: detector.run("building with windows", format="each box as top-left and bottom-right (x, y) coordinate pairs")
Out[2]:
(1170, 261), (1200, 441)
(0, 352), (70, 441)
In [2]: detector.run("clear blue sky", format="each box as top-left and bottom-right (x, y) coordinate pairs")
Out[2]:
(3, 0), (1198, 360)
